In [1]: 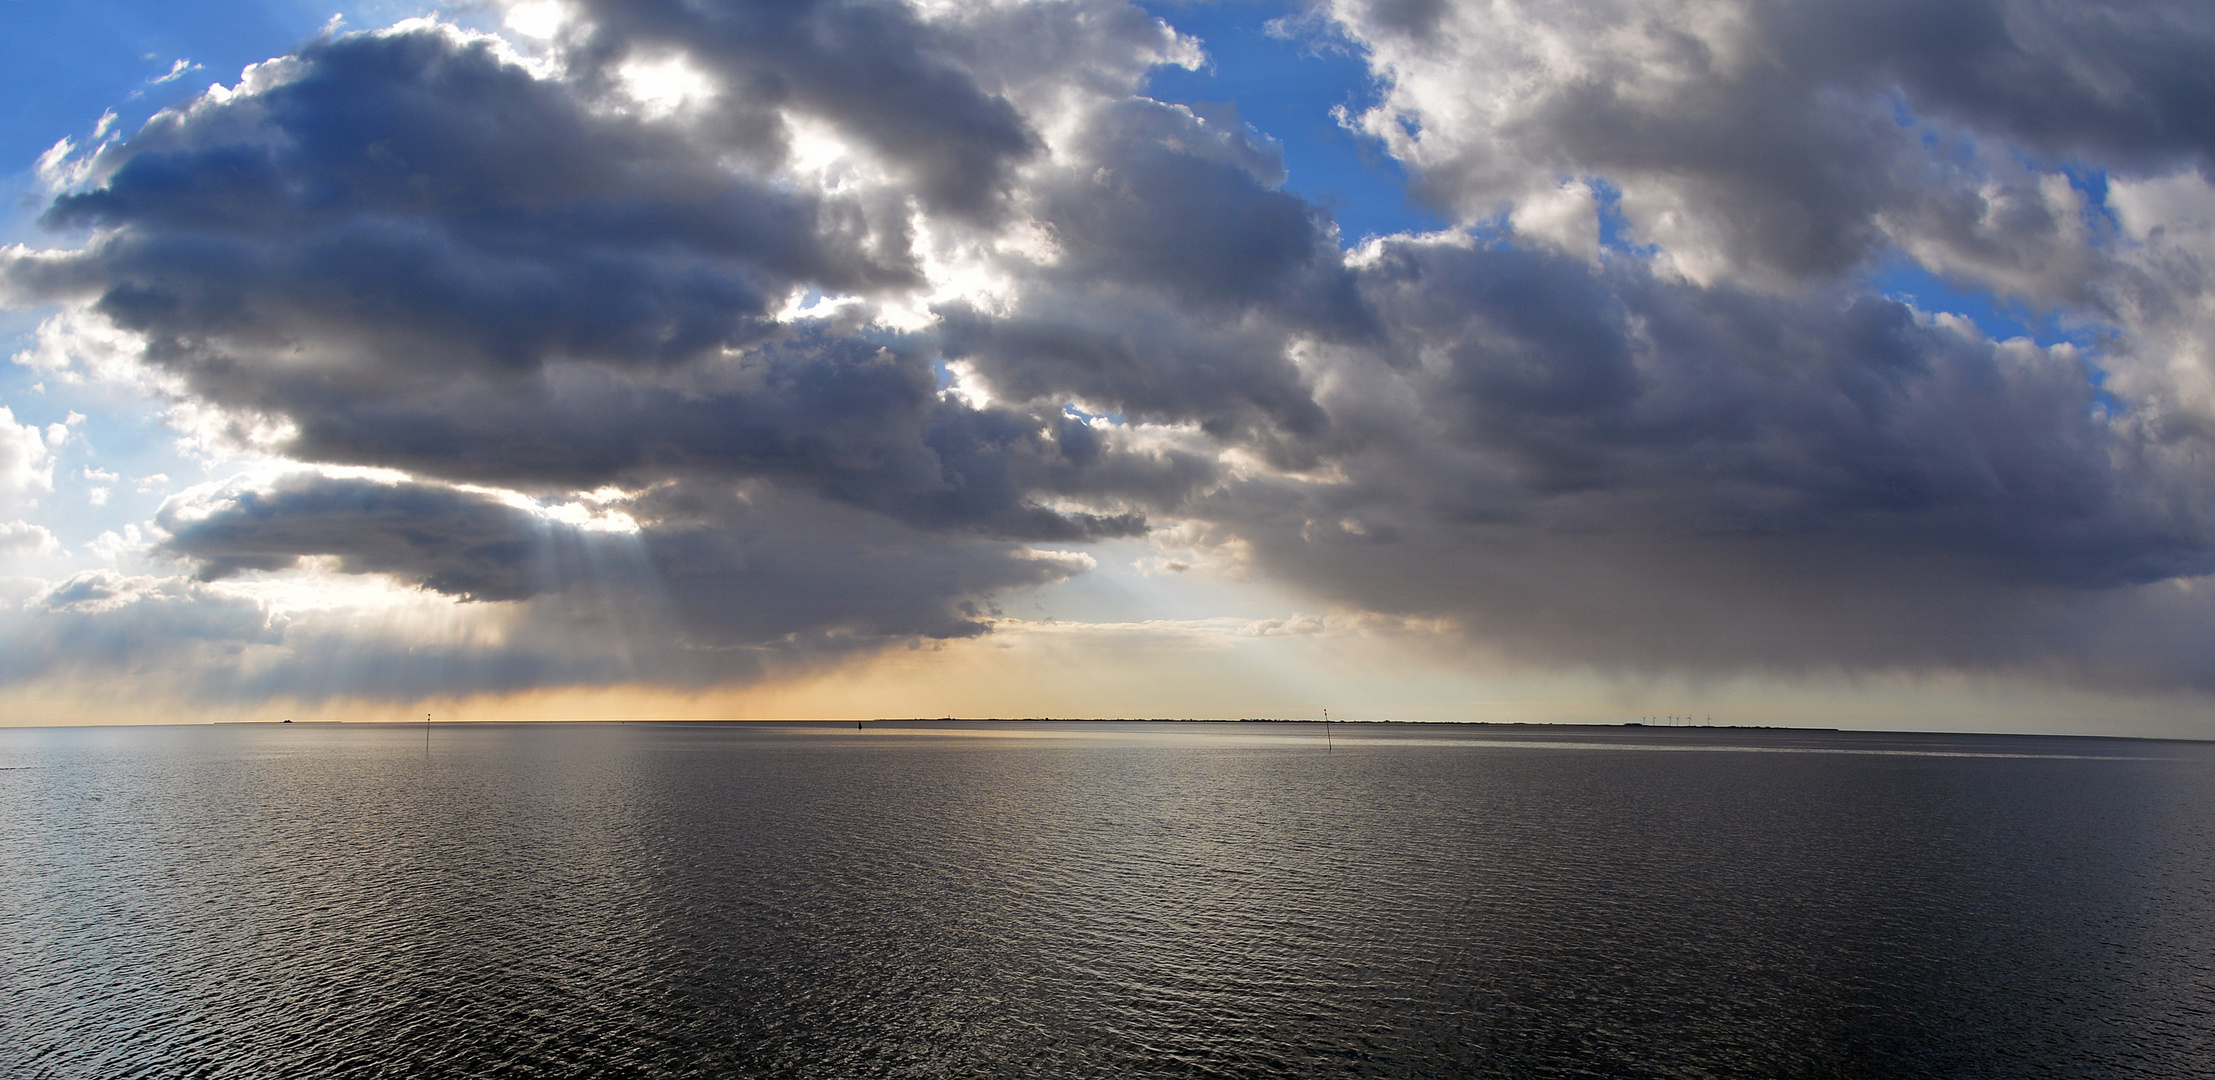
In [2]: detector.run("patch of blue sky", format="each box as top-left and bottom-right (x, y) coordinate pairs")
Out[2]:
(1876, 103), (2122, 346)
(1870, 259), (2077, 345)
(0, 0), (310, 561)
(1133, 0), (1447, 243)
(1062, 401), (1127, 426)
(1869, 257), (2123, 413)
(3, 414), (137, 570)
(1589, 178), (1662, 260)
(2, 332), (186, 536)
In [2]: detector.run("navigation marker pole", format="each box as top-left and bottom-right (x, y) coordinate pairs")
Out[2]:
(426, 711), (431, 754)
(1324, 708), (1331, 754)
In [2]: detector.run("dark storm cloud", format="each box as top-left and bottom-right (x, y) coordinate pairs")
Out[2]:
(1193, 232), (2215, 679)
(1035, 97), (1325, 306)
(630, 480), (1096, 648)
(22, 24), (912, 376)
(159, 472), (558, 600)
(563, 0), (1043, 217)
(1, 20), (1163, 540)
(1778, 0), (2215, 169)
(187, 325), (1150, 540)
(143, 463), (1122, 639)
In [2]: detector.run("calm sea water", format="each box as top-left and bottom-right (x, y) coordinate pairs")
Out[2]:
(3, 720), (2211, 1078)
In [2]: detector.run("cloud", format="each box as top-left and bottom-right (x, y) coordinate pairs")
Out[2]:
(1171, 231), (2215, 683)
(159, 471), (574, 601)
(0, 19), (1163, 536)
(936, 95), (1370, 460)
(0, 7), (1209, 701)
(14, 25), (916, 360)
(2101, 170), (2215, 432)
(4, 0), (2215, 711)
(150, 59), (204, 85)
(0, 570), (281, 687)
(0, 405), (56, 511)
(138, 468), (1101, 692)
(0, 520), (59, 557)
(0, 567), (606, 702)
(559, 0), (1053, 218)
(1323, 0), (2215, 290)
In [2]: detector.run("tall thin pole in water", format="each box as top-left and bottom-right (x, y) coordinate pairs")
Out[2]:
(1324, 707), (1331, 753)
(425, 711), (431, 754)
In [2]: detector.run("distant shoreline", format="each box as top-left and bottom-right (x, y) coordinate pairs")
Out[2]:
(862, 717), (1835, 732)
(182, 716), (2211, 744)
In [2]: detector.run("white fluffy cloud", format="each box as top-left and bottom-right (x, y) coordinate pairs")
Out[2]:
(0, 405), (56, 512)
(0, 519), (58, 557)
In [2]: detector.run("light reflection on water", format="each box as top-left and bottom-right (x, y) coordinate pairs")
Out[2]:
(3, 721), (2211, 1078)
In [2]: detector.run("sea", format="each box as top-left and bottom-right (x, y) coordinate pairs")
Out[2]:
(3, 720), (2211, 1078)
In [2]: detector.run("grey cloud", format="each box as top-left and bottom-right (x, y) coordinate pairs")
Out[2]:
(1779, 0), (2215, 170)
(0, 475), (1112, 702)
(0, 568), (617, 700)
(941, 298), (1332, 451)
(160, 473), (562, 600)
(22, 25), (914, 373)
(565, 0), (1044, 218)
(634, 481), (1095, 649)
(932, 0), (1192, 105)
(1037, 98), (1350, 312)
(143, 471), (1101, 693)
(1520, 60), (1914, 278)
(2, 21), (1167, 542)
(0, 571), (281, 686)
(1880, 176), (2101, 304)
(257, 329), (1154, 540)
(1330, 0), (2215, 289)
(1185, 233), (2215, 681)
(939, 98), (1369, 453)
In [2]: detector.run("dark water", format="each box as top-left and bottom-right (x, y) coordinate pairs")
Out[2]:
(3, 721), (2212, 1079)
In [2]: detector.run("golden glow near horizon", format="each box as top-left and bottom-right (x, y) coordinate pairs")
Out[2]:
(7, 602), (2211, 738)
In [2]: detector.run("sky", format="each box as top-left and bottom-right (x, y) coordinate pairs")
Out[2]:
(2, 0), (2214, 735)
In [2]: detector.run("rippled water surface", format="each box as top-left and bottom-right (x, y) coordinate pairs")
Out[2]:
(4, 721), (2212, 1078)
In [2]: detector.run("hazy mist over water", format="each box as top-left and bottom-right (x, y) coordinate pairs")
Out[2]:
(4, 721), (2212, 1078)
